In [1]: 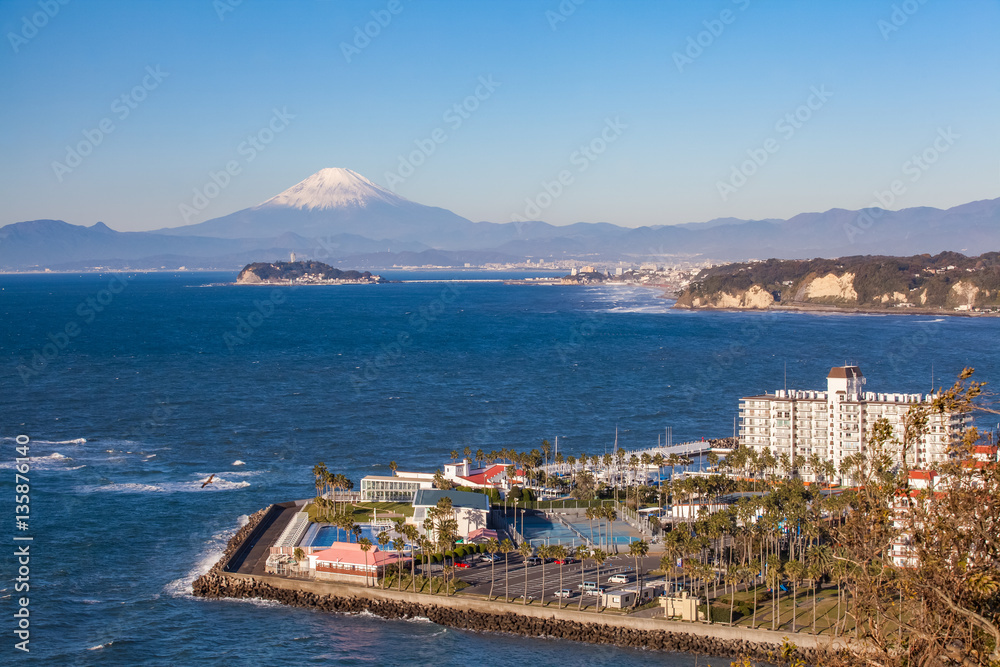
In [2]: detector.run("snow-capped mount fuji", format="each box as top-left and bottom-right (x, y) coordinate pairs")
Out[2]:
(159, 167), (479, 247)
(256, 167), (406, 210)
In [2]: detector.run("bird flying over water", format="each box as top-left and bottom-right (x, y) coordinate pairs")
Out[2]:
(201, 474), (215, 488)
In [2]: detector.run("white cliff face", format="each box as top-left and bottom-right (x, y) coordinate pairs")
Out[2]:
(692, 285), (774, 309)
(255, 168), (409, 210)
(803, 273), (858, 301)
(879, 291), (909, 304)
(950, 280), (980, 307)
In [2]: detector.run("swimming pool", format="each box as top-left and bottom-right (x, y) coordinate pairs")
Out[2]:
(302, 523), (401, 548)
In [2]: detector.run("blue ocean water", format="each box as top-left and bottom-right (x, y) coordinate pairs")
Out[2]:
(1, 271), (997, 666)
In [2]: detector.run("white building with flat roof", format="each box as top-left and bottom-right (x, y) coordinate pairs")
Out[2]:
(739, 365), (970, 482)
(360, 474), (435, 502)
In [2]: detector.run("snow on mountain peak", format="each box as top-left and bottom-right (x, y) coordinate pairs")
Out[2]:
(256, 168), (407, 210)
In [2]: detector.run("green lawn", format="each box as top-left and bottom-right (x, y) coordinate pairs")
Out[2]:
(305, 501), (414, 524)
(713, 585), (859, 636)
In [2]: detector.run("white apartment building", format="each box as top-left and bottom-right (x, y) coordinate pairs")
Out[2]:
(739, 365), (970, 482)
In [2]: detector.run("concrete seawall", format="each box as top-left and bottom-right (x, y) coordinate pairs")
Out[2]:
(193, 506), (851, 662)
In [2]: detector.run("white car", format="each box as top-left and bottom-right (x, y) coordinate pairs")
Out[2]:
(608, 574), (631, 584)
(554, 589), (572, 598)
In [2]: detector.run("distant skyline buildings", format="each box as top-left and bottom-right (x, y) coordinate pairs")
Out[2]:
(1, 1), (997, 232)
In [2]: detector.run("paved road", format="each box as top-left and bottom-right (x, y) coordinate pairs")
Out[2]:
(240, 504), (299, 575)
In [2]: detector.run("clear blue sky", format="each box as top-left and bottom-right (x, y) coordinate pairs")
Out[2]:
(1, 0), (997, 231)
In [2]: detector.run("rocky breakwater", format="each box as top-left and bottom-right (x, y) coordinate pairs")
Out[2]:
(192, 571), (822, 663)
(198, 505), (273, 577)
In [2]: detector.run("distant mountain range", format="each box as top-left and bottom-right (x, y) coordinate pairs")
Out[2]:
(2, 167), (997, 271)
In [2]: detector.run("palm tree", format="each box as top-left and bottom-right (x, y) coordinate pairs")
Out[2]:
(518, 541), (533, 605)
(725, 564), (741, 625)
(450, 449), (459, 462)
(500, 538), (514, 602)
(591, 548), (607, 612)
(442, 563), (454, 595)
(377, 531), (390, 588)
(628, 539), (649, 608)
(766, 554), (782, 631)
(537, 544), (550, 606)
(403, 524), (419, 591)
(585, 506), (596, 546)
(551, 545), (567, 608)
(392, 536), (406, 591)
(603, 506), (617, 553)
(293, 547), (305, 575)
(749, 558), (761, 628)
(389, 460), (397, 476)
(784, 559), (804, 633)
(485, 537), (500, 601)
(578, 546), (591, 610)
(358, 537), (373, 588)
(697, 561), (715, 624)
(805, 559), (823, 634)
(419, 537), (433, 593)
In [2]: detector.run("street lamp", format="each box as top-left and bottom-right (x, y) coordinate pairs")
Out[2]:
(513, 497), (519, 539)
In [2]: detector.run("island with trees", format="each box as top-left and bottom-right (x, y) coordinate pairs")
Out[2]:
(236, 260), (386, 285)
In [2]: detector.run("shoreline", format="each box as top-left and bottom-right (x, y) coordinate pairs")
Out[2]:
(192, 504), (850, 663)
(670, 301), (998, 318)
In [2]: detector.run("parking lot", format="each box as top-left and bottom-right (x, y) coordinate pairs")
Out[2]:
(454, 553), (671, 609)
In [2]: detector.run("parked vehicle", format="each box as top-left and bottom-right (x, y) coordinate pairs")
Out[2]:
(554, 589), (573, 598)
(554, 557), (579, 565)
(454, 561), (471, 569)
(608, 574), (631, 584)
(585, 588), (606, 597)
(524, 557), (543, 566)
(577, 581), (599, 591)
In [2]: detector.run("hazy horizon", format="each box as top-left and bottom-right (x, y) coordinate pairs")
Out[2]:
(2, 0), (998, 232)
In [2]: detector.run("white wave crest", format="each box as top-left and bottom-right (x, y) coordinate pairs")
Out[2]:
(164, 514), (249, 598)
(232, 460), (246, 466)
(88, 641), (113, 650)
(219, 596), (284, 609)
(82, 483), (166, 493)
(409, 616), (436, 624)
(0, 436), (86, 445)
(0, 454), (81, 470)
(78, 478), (250, 494)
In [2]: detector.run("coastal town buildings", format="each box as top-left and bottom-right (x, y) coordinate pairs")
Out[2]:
(360, 458), (515, 503)
(739, 365), (971, 482)
(409, 489), (490, 541)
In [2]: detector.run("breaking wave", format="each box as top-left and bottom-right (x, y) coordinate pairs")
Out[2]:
(164, 514), (249, 598)
(78, 477), (250, 494)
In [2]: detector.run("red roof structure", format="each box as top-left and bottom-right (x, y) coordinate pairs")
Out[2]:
(457, 464), (509, 487)
(311, 541), (405, 569)
(467, 528), (499, 542)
